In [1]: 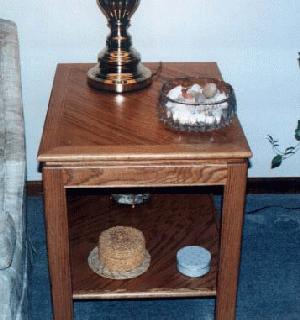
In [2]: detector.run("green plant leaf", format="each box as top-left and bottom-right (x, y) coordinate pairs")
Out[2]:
(271, 155), (283, 169)
(267, 135), (274, 143)
(285, 147), (296, 155)
(295, 120), (300, 141)
(267, 135), (280, 147)
(285, 146), (295, 152)
(295, 129), (300, 141)
(284, 151), (296, 155)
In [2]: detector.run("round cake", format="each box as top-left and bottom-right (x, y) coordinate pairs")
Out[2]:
(99, 226), (146, 272)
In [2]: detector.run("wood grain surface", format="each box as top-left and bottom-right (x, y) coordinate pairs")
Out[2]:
(27, 177), (300, 197)
(216, 161), (248, 320)
(38, 63), (252, 164)
(68, 192), (219, 299)
(39, 62), (252, 320)
(43, 168), (73, 319)
(62, 163), (227, 188)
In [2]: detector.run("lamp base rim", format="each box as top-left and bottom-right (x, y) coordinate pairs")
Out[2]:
(87, 64), (153, 93)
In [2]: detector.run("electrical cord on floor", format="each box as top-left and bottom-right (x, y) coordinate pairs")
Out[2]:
(246, 205), (300, 215)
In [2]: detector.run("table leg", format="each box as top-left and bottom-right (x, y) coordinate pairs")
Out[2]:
(43, 168), (73, 320)
(216, 161), (248, 320)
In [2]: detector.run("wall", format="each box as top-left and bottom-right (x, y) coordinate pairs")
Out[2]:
(2, 0), (300, 180)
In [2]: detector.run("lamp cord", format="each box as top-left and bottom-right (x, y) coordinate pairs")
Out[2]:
(246, 205), (300, 215)
(151, 61), (163, 79)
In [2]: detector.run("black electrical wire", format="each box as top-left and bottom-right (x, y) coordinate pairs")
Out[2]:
(246, 205), (300, 215)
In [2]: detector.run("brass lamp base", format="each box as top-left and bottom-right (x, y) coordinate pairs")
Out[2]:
(87, 62), (152, 93)
(87, 0), (152, 94)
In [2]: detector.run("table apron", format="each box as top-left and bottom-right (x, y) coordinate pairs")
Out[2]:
(61, 164), (228, 188)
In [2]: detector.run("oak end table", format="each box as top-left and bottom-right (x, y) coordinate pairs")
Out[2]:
(38, 62), (252, 320)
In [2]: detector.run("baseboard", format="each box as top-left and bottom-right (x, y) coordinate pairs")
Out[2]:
(26, 181), (44, 197)
(26, 178), (300, 197)
(246, 178), (300, 194)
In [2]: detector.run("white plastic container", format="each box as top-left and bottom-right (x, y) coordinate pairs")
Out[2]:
(176, 246), (211, 278)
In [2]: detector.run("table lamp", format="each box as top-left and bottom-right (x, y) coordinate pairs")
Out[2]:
(87, 0), (152, 93)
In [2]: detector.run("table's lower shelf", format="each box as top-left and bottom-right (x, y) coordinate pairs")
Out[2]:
(68, 192), (219, 300)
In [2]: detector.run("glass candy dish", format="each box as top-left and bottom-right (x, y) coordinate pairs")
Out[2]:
(111, 194), (150, 208)
(158, 77), (237, 132)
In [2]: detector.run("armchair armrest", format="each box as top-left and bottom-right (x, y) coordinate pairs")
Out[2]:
(0, 213), (16, 270)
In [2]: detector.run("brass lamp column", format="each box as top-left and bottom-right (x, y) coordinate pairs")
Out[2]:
(87, 0), (152, 93)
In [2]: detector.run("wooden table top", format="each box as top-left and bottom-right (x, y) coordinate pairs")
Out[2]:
(38, 62), (252, 163)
